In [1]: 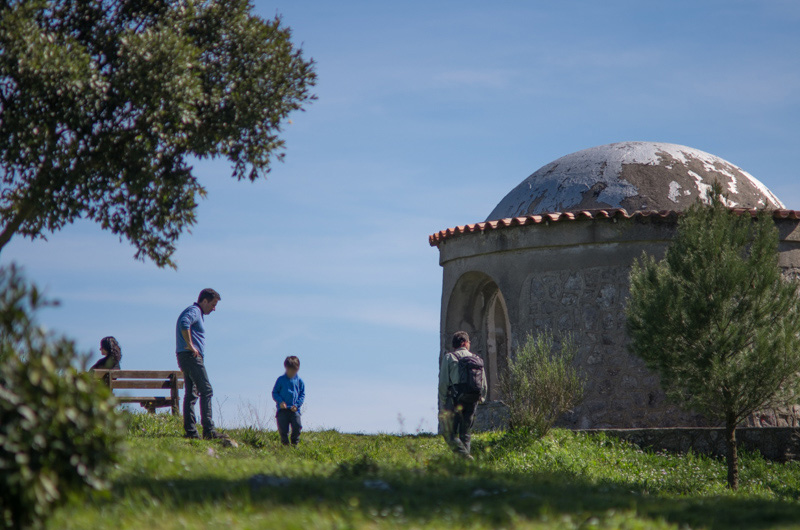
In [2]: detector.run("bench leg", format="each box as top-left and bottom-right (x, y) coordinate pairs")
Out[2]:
(170, 373), (180, 417)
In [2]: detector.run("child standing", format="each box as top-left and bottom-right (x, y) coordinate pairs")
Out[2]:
(271, 356), (305, 446)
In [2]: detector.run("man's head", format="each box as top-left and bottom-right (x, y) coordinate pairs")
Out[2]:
(452, 331), (470, 350)
(284, 355), (300, 378)
(197, 288), (221, 315)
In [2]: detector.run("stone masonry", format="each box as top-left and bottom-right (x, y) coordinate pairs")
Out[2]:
(436, 214), (800, 431)
(525, 265), (710, 429)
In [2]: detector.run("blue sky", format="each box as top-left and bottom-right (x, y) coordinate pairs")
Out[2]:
(6, 0), (800, 433)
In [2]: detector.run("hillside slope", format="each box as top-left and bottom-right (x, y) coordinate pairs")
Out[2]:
(49, 414), (800, 530)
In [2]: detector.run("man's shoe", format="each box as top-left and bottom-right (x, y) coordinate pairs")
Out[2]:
(203, 430), (230, 441)
(183, 433), (201, 440)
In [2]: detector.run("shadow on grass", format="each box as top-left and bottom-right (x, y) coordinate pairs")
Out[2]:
(109, 464), (800, 530)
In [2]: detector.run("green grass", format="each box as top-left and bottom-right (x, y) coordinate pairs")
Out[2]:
(48, 412), (800, 529)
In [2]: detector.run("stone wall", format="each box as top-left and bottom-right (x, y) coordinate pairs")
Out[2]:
(439, 216), (800, 430)
(474, 400), (510, 432)
(585, 427), (800, 462)
(473, 403), (800, 461)
(523, 265), (708, 429)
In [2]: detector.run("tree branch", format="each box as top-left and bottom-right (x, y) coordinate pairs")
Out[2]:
(0, 199), (35, 254)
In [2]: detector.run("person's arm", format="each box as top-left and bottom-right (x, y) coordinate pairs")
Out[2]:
(271, 378), (284, 407)
(294, 379), (305, 410)
(180, 328), (199, 357)
(179, 309), (200, 357)
(438, 353), (452, 408)
(481, 366), (488, 404)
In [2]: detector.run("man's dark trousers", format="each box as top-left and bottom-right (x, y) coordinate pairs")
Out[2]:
(276, 409), (302, 445)
(443, 400), (477, 456)
(177, 351), (214, 436)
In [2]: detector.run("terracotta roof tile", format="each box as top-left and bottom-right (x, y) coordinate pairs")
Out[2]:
(428, 208), (800, 247)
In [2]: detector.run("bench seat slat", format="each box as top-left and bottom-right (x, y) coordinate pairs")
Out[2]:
(110, 380), (185, 390)
(116, 397), (174, 406)
(94, 370), (183, 379)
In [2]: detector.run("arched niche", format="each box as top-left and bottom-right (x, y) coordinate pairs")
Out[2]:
(444, 271), (511, 401)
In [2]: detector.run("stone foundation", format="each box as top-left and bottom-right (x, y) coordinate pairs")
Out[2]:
(476, 402), (800, 432)
(584, 427), (800, 462)
(474, 401), (510, 432)
(475, 401), (800, 461)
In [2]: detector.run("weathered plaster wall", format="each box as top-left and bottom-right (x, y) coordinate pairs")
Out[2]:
(438, 216), (800, 430)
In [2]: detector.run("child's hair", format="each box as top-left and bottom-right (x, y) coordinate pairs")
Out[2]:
(284, 356), (300, 370)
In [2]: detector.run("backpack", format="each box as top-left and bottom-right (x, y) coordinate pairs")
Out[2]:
(453, 354), (484, 404)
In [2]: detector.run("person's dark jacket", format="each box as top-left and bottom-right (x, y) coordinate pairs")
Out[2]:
(90, 356), (121, 370)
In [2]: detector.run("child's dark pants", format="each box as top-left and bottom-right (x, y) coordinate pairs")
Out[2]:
(276, 409), (302, 445)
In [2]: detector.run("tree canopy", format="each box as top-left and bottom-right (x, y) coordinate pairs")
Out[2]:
(626, 185), (800, 489)
(0, 0), (316, 267)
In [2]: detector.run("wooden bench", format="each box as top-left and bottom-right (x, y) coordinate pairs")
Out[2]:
(94, 370), (184, 415)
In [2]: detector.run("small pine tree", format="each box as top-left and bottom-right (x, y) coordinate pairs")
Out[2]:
(626, 184), (800, 489)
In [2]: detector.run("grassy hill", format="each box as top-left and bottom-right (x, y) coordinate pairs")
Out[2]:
(49, 413), (800, 530)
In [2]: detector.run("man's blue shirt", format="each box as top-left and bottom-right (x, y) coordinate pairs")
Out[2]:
(176, 303), (205, 357)
(271, 374), (305, 413)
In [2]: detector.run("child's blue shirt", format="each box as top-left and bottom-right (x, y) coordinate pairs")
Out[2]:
(271, 374), (305, 413)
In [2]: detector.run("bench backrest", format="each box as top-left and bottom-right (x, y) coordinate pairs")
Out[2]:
(93, 370), (184, 391)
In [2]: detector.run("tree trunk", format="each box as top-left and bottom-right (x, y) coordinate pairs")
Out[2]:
(0, 201), (34, 254)
(725, 416), (738, 490)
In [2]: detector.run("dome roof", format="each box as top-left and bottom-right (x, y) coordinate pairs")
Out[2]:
(487, 141), (784, 220)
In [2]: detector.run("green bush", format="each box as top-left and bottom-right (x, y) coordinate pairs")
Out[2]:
(499, 331), (584, 437)
(0, 266), (124, 529)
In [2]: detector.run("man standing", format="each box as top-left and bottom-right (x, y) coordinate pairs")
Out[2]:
(438, 331), (487, 459)
(176, 288), (228, 440)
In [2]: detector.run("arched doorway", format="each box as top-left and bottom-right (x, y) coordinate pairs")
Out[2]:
(445, 272), (511, 401)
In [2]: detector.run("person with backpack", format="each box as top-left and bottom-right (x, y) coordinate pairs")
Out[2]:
(438, 331), (487, 459)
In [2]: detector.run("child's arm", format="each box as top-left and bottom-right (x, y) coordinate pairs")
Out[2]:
(271, 377), (283, 405)
(295, 379), (305, 410)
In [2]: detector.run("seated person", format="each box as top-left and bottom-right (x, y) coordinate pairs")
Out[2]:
(90, 336), (122, 370)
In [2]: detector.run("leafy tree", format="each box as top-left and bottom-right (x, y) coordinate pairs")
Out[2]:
(499, 331), (584, 437)
(626, 185), (800, 489)
(0, 265), (124, 529)
(0, 0), (315, 267)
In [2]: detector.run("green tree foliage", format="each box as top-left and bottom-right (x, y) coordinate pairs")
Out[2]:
(0, 0), (316, 267)
(0, 265), (124, 530)
(626, 185), (800, 490)
(499, 331), (584, 437)
(0, 264), (54, 364)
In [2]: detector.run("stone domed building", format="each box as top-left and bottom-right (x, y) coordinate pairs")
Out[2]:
(430, 141), (800, 429)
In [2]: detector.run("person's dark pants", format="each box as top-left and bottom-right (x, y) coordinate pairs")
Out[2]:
(276, 409), (302, 445)
(177, 352), (215, 436)
(442, 400), (477, 456)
